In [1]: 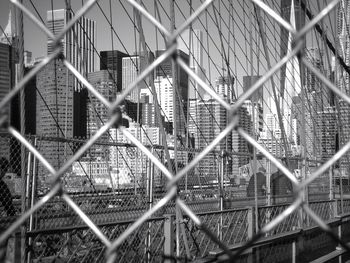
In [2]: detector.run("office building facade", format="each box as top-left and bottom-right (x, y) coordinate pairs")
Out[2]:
(47, 9), (96, 139)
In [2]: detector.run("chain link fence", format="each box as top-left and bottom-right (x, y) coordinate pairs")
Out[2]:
(2, 0), (350, 262)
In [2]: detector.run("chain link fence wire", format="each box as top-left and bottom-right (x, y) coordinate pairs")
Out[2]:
(3, 0), (350, 262)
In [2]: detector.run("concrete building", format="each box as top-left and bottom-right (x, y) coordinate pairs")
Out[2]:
(258, 136), (284, 158)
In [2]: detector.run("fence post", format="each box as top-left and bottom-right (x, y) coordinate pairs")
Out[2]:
(292, 239), (297, 263)
(247, 207), (254, 239)
(219, 151), (225, 240)
(329, 165), (333, 200)
(145, 150), (154, 263)
(247, 207), (254, 263)
(333, 200), (338, 217)
(164, 214), (175, 262)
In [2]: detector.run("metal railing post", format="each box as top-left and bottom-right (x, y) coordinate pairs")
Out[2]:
(330, 165), (334, 200)
(292, 239), (297, 263)
(25, 145), (32, 263)
(219, 150), (224, 240)
(145, 148), (154, 263)
(333, 199), (339, 217)
(247, 207), (254, 240)
(247, 207), (254, 263)
(267, 159), (271, 206)
(164, 214), (175, 262)
(337, 216), (342, 263)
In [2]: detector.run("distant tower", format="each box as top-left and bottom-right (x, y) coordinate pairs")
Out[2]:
(280, 0), (305, 103)
(47, 9), (96, 138)
(0, 9), (17, 45)
(215, 76), (235, 103)
(178, 29), (206, 99)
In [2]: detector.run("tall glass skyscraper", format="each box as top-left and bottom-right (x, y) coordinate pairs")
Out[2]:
(47, 9), (96, 76)
(46, 9), (96, 139)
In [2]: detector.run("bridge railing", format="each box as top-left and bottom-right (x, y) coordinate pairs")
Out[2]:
(19, 198), (350, 262)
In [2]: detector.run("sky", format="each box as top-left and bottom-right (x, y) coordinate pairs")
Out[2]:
(0, 0), (257, 84)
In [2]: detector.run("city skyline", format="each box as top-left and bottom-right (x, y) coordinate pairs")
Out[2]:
(0, 1), (345, 186)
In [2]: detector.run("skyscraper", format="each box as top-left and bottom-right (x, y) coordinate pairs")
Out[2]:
(87, 70), (117, 135)
(232, 107), (252, 179)
(47, 9), (96, 138)
(122, 53), (153, 103)
(242, 76), (263, 138)
(36, 59), (74, 182)
(316, 106), (337, 161)
(198, 98), (232, 180)
(178, 29), (206, 99)
(303, 48), (330, 159)
(154, 76), (174, 123)
(280, 0), (305, 103)
(100, 50), (128, 92)
(243, 76), (263, 104)
(0, 42), (15, 168)
(188, 98), (199, 147)
(215, 76), (235, 103)
(0, 11), (36, 175)
(155, 49), (189, 102)
(0, 10), (20, 175)
(243, 100), (263, 138)
(47, 9), (96, 74)
(337, 0), (350, 174)
(155, 50), (189, 135)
